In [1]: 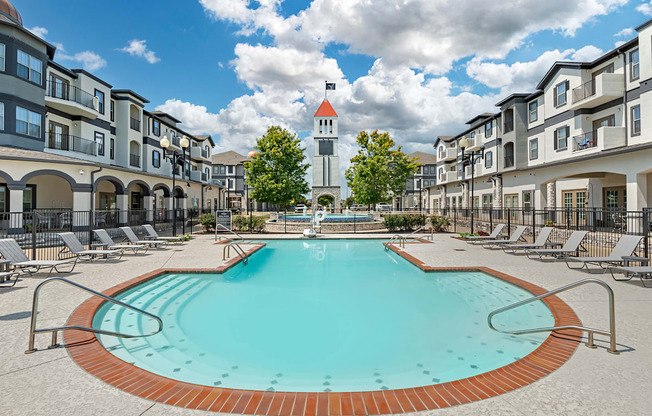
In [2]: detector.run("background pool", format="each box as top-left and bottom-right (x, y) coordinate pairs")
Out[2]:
(94, 239), (553, 392)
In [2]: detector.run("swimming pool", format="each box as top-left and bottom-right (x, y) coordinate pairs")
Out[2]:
(93, 239), (554, 393)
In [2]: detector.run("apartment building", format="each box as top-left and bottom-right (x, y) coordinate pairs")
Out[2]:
(0, 1), (222, 229)
(395, 151), (437, 210)
(429, 18), (652, 213)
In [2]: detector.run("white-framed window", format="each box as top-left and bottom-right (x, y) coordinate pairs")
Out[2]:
(554, 81), (568, 107)
(555, 126), (569, 150)
(17, 50), (42, 83)
(528, 101), (538, 123)
(95, 89), (105, 114)
(152, 150), (161, 168)
(485, 151), (493, 168)
(227, 165), (234, 175)
(0, 102), (4, 130)
(630, 49), (640, 81)
(228, 178), (235, 190)
(529, 138), (538, 160)
(485, 120), (493, 137)
(95, 131), (105, 156)
(16, 106), (41, 137)
(631, 105), (641, 136)
(0, 43), (5, 72)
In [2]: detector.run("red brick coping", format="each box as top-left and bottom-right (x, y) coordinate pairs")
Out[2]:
(65, 241), (581, 414)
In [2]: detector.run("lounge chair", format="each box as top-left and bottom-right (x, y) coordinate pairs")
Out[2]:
(525, 231), (588, 260)
(482, 226), (528, 248)
(503, 227), (554, 253)
(565, 235), (643, 273)
(0, 270), (21, 288)
(58, 232), (124, 261)
(120, 226), (168, 248)
(609, 266), (652, 287)
(464, 224), (506, 244)
(143, 224), (184, 243)
(94, 229), (148, 254)
(0, 238), (77, 276)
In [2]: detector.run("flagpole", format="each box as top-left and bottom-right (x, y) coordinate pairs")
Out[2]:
(325, 80), (328, 100)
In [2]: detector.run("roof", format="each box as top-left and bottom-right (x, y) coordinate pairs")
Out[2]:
(150, 111), (182, 124)
(112, 89), (150, 104)
(465, 113), (495, 125)
(314, 100), (338, 117)
(409, 151), (437, 165)
(194, 135), (216, 147)
(211, 150), (250, 165)
(0, 0), (21, 26)
(495, 93), (531, 107)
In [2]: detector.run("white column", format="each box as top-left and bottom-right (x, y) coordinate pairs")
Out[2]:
(117, 194), (129, 225)
(546, 182), (556, 209)
(493, 177), (503, 209)
(462, 183), (469, 208)
(144, 195), (154, 222)
(8, 188), (24, 232)
(626, 172), (648, 211)
(72, 191), (91, 230)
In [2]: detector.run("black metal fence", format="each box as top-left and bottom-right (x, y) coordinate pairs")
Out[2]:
(0, 208), (214, 261)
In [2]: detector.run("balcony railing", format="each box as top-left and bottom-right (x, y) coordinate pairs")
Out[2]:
(201, 172), (208, 181)
(46, 133), (97, 156)
(573, 131), (598, 152)
(45, 81), (97, 111)
(130, 117), (141, 132)
(572, 79), (596, 104)
(129, 153), (141, 167)
(172, 135), (181, 147)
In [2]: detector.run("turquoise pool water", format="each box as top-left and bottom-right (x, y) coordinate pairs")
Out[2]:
(94, 239), (553, 392)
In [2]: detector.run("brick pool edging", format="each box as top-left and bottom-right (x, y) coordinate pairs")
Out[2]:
(64, 241), (581, 414)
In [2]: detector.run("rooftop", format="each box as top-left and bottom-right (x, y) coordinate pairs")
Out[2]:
(314, 100), (338, 117)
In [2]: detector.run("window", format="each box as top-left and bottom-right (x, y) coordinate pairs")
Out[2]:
(503, 109), (514, 133)
(16, 107), (41, 138)
(95, 132), (105, 156)
(485, 151), (493, 168)
(0, 43), (5, 72)
(485, 120), (493, 137)
(95, 89), (105, 114)
(438, 167), (443, 179)
(319, 120), (323, 134)
(503, 142), (514, 168)
(0, 102), (4, 130)
(110, 138), (115, 159)
(631, 105), (641, 136)
(528, 101), (538, 123)
(153, 120), (160, 136)
(17, 50), (42, 83)
(0, 186), (6, 212)
(319, 140), (333, 155)
(554, 81), (569, 107)
(110, 100), (115, 121)
(130, 192), (143, 210)
(554, 125), (570, 150)
(482, 194), (493, 209)
(430, 166), (436, 174)
(152, 150), (161, 168)
(630, 49), (640, 81)
(529, 138), (538, 160)
(185, 162), (190, 177)
(23, 185), (35, 211)
(227, 165), (234, 175)
(329, 120), (333, 133)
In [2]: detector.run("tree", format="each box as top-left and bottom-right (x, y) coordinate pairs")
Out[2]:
(244, 126), (310, 208)
(293, 195), (308, 206)
(318, 194), (334, 207)
(344, 196), (356, 208)
(345, 130), (419, 206)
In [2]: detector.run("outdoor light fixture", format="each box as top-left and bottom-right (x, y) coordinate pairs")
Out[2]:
(459, 135), (484, 233)
(161, 135), (190, 236)
(186, 182), (191, 187)
(79, 169), (85, 175)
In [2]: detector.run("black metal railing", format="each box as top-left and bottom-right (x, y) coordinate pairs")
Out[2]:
(130, 117), (141, 132)
(573, 131), (598, 151)
(47, 133), (98, 156)
(572, 79), (596, 103)
(45, 81), (97, 111)
(129, 154), (140, 167)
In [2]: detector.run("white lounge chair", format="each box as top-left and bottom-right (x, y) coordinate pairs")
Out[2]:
(525, 231), (588, 261)
(0, 238), (77, 276)
(120, 226), (168, 248)
(609, 265), (652, 287)
(58, 232), (124, 261)
(482, 226), (528, 248)
(143, 224), (184, 243)
(464, 224), (506, 244)
(565, 235), (643, 273)
(94, 229), (148, 254)
(0, 270), (21, 288)
(503, 227), (554, 253)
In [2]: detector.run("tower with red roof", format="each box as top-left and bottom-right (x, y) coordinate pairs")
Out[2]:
(311, 98), (341, 210)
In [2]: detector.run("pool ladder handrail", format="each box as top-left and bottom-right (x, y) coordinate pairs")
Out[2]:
(25, 277), (163, 354)
(223, 241), (248, 264)
(385, 234), (407, 251)
(214, 223), (244, 242)
(488, 278), (618, 354)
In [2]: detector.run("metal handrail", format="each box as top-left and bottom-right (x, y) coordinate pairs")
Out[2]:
(215, 223), (244, 242)
(488, 278), (618, 354)
(26, 277), (163, 354)
(222, 241), (248, 264)
(385, 234), (407, 251)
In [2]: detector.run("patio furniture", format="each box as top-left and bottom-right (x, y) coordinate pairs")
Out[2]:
(503, 227), (554, 253)
(143, 224), (184, 243)
(609, 263), (652, 287)
(59, 211), (73, 229)
(94, 212), (107, 228)
(0, 270), (21, 288)
(464, 224), (506, 244)
(565, 235), (644, 273)
(120, 226), (168, 249)
(525, 231), (588, 261)
(0, 238), (77, 276)
(58, 232), (124, 261)
(93, 229), (148, 254)
(611, 213), (627, 233)
(35, 212), (52, 230)
(482, 226), (528, 248)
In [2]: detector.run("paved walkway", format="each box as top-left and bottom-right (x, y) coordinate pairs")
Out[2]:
(0, 233), (649, 415)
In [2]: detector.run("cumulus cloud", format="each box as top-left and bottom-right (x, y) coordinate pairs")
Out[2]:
(637, 2), (652, 15)
(614, 27), (634, 37)
(58, 51), (107, 71)
(28, 26), (48, 39)
(119, 39), (160, 64)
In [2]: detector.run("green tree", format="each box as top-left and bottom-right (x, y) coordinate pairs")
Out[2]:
(344, 196), (356, 207)
(318, 194), (334, 207)
(345, 130), (419, 206)
(293, 195), (308, 205)
(244, 126), (310, 208)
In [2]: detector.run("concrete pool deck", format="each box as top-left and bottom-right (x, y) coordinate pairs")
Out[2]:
(0, 233), (649, 415)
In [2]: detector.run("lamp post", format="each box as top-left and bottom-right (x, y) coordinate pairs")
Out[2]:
(459, 135), (484, 234)
(161, 135), (189, 236)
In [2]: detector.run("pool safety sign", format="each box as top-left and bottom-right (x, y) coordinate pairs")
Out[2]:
(215, 210), (232, 230)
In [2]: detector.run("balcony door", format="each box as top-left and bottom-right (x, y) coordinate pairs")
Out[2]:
(48, 121), (69, 151)
(49, 74), (69, 100)
(592, 115), (615, 132)
(604, 187), (626, 210)
(563, 189), (587, 225)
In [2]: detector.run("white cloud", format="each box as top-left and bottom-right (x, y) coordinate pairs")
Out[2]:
(637, 2), (652, 15)
(614, 27), (634, 37)
(58, 51), (107, 71)
(119, 39), (160, 64)
(28, 26), (48, 39)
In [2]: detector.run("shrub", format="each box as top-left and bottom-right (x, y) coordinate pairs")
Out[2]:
(382, 214), (427, 232)
(232, 215), (267, 232)
(430, 215), (451, 232)
(199, 213), (216, 232)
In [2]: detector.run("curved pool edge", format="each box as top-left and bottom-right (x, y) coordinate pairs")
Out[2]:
(64, 246), (582, 414)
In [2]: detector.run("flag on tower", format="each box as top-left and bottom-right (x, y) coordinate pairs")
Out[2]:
(325, 82), (336, 90)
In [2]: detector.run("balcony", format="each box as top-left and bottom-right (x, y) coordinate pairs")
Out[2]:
(46, 133), (97, 156)
(439, 146), (457, 161)
(571, 73), (624, 110)
(45, 81), (99, 119)
(129, 154), (141, 168)
(190, 170), (209, 183)
(190, 146), (209, 161)
(572, 126), (626, 153)
(442, 170), (459, 183)
(464, 164), (482, 178)
(130, 117), (141, 132)
(464, 137), (482, 152)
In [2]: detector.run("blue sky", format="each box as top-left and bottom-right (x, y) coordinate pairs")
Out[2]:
(14, 0), (652, 192)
